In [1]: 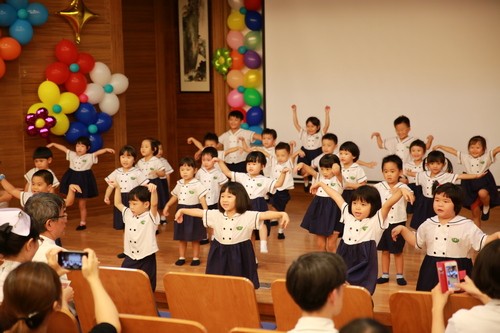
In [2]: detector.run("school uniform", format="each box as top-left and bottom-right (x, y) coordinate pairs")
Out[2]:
(219, 128), (256, 172)
(383, 136), (416, 163)
(301, 175), (343, 236)
(195, 166), (228, 207)
(172, 179), (208, 241)
(375, 181), (411, 253)
(445, 299), (500, 333)
(288, 317), (339, 333)
(414, 215), (486, 291)
(456, 150), (499, 208)
(19, 191), (34, 207)
(105, 167), (149, 230)
(261, 146), (276, 177)
(410, 171), (459, 230)
(59, 151), (98, 198)
(310, 152), (325, 169)
(202, 210), (262, 288)
(137, 156), (167, 209)
(158, 156), (174, 206)
(337, 202), (388, 295)
(0, 260), (21, 302)
(404, 159), (424, 213)
(297, 129), (322, 165)
(24, 168), (60, 191)
(340, 163), (367, 234)
(121, 206), (160, 291)
(269, 158), (294, 212)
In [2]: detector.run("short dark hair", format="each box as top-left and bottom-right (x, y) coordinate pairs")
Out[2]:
(339, 141), (360, 162)
(472, 239), (500, 299)
(322, 133), (338, 145)
(218, 182), (252, 214)
(381, 154), (403, 171)
(24, 193), (65, 233)
(425, 151), (453, 173)
(468, 135), (487, 150)
(228, 110), (244, 120)
(32, 170), (54, 185)
(32, 147), (53, 160)
(179, 156), (197, 168)
(410, 139), (426, 153)
(350, 185), (382, 218)
(319, 154), (340, 168)
(119, 145), (137, 161)
(275, 142), (291, 154)
(305, 117), (321, 132)
(340, 318), (389, 333)
(394, 115), (410, 127)
(76, 136), (91, 149)
(262, 128), (277, 140)
(143, 137), (159, 156)
(286, 252), (346, 312)
(203, 132), (219, 144)
(201, 147), (218, 159)
(246, 151), (267, 166)
(128, 185), (151, 203)
(433, 183), (463, 214)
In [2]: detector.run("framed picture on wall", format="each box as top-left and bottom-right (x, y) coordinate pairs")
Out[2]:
(178, 0), (210, 92)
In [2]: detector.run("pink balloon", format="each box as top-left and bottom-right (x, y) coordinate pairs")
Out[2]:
(226, 31), (244, 50)
(79, 94), (89, 103)
(39, 128), (50, 138)
(27, 125), (37, 136)
(45, 116), (56, 128)
(226, 89), (244, 108)
(36, 107), (48, 118)
(25, 114), (36, 124)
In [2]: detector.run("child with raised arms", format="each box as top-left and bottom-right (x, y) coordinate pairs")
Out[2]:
(374, 155), (413, 286)
(392, 183), (500, 291)
(174, 181), (289, 289)
(163, 157), (208, 266)
(434, 136), (500, 226)
(47, 137), (115, 230)
(292, 104), (330, 191)
(187, 132), (225, 161)
(310, 182), (414, 294)
(296, 154), (343, 252)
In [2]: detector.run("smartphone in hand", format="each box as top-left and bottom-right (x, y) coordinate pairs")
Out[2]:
(58, 251), (88, 270)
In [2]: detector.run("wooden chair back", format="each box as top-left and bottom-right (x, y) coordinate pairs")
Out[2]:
(69, 266), (158, 333)
(119, 314), (207, 333)
(271, 279), (373, 331)
(389, 291), (482, 333)
(163, 272), (261, 333)
(230, 328), (285, 333)
(46, 310), (79, 333)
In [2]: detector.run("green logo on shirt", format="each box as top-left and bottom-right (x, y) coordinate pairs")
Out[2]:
(349, 176), (355, 181)
(362, 226), (368, 231)
(257, 183), (262, 187)
(451, 238), (459, 243)
(140, 220), (146, 225)
(131, 177), (136, 180)
(189, 190), (195, 194)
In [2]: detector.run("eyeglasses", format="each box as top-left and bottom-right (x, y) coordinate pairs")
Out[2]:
(37, 237), (45, 244)
(50, 214), (68, 220)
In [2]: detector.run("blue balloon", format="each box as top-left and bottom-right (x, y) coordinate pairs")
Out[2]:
(241, 122), (250, 130)
(65, 122), (88, 144)
(0, 4), (17, 26)
(9, 19), (33, 45)
(27, 3), (48, 26)
(246, 106), (263, 126)
(89, 133), (103, 153)
(6, 0), (28, 10)
(95, 112), (113, 132)
(76, 103), (98, 125)
(245, 11), (262, 31)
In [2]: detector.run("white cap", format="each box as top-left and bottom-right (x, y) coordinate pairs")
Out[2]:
(0, 208), (31, 236)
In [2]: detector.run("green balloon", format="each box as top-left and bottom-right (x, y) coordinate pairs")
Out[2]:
(244, 31), (262, 51)
(243, 88), (261, 107)
(213, 48), (232, 76)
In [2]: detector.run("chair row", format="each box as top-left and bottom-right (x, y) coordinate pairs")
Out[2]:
(56, 267), (480, 333)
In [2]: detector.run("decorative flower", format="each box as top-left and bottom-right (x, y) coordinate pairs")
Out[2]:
(25, 107), (56, 139)
(213, 48), (232, 77)
(0, 0), (49, 45)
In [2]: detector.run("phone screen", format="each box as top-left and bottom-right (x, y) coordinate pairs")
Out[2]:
(58, 251), (87, 270)
(445, 263), (459, 290)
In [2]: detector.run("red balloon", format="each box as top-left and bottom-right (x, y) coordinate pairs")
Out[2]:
(244, 0), (262, 11)
(45, 62), (69, 84)
(230, 50), (244, 70)
(77, 52), (95, 73)
(0, 59), (5, 79)
(0, 37), (21, 61)
(55, 39), (78, 64)
(65, 72), (87, 95)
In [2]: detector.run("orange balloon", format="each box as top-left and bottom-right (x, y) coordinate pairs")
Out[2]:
(230, 50), (244, 70)
(0, 59), (5, 78)
(0, 37), (22, 61)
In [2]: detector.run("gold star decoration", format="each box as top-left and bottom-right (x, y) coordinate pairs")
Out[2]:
(55, 0), (98, 44)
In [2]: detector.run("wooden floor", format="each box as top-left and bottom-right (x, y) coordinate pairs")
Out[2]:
(62, 186), (499, 323)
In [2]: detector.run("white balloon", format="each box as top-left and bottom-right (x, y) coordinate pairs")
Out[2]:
(110, 73), (129, 94)
(84, 83), (105, 104)
(99, 93), (120, 116)
(227, 0), (243, 10)
(89, 62), (111, 86)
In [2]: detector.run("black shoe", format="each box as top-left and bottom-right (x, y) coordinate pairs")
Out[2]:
(155, 230), (160, 235)
(376, 277), (389, 284)
(117, 252), (126, 259)
(397, 277), (408, 286)
(278, 233), (285, 240)
(175, 259), (186, 266)
(481, 210), (490, 221)
(191, 259), (201, 266)
(200, 239), (210, 245)
(160, 218), (168, 225)
(303, 184), (310, 192)
(76, 225), (87, 231)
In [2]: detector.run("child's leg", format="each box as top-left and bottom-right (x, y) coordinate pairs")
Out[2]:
(176, 241), (188, 265)
(316, 235), (327, 251)
(377, 251), (390, 284)
(191, 241), (201, 266)
(478, 189), (491, 221)
(470, 197), (482, 227)
(259, 224), (268, 253)
(76, 199), (87, 230)
(325, 232), (339, 252)
(395, 253), (407, 285)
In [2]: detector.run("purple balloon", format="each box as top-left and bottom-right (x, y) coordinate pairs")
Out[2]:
(246, 106), (263, 126)
(244, 50), (261, 69)
(45, 116), (56, 128)
(25, 113), (36, 124)
(39, 128), (50, 138)
(35, 107), (48, 118)
(27, 125), (37, 136)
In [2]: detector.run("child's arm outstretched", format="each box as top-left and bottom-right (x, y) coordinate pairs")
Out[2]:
(64, 184), (82, 207)
(391, 225), (417, 247)
(215, 158), (233, 179)
(47, 142), (69, 154)
(0, 175), (22, 199)
(380, 188), (414, 221)
(425, 135), (434, 151)
(174, 207), (204, 223)
(493, 146), (500, 158)
(259, 211), (290, 229)
(433, 144), (458, 157)
(93, 147), (115, 157)
(357, 160), (377, 169)
(162, 193), (178, 217)
(291, 104), (302, 133)
(322, 105), (331, 134)
(187, 137), (204, 151)
(273, 168), (290, 189)
(457, 172), (487, 181)
(370, 132), (384, 149)
(294, 162), (317, 178)
(309, 181), (345, 209)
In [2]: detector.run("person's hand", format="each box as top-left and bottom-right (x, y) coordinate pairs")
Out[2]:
(147, 183), (157, 192)
(174, 210), (184, 223)
(400, 188), (415, 205)
(279, 213), (290, 229)
(291, 104), (297, 112)
(366, 161), (377, 169)
(456, 276), (485, 301)
(332, 164), (341, 175)
(163, 206), (170, 217)
(427, 135), (434, 142)
(187, 137), (194, 144)
(104, 197), (111, 205)
(391, 225), (404, 241)
(281, 167), (290, 174)
(325, 105), (331, 112)
(46, 143), (54, 148)
(46, 248), (70, 277)
(298, 150), (305, 158)
(289, 140), (296, 147)
(108, 180), (119, 189)
(82, 248), (99, 282)
(309, 182), (322, 195)
(371, 132), (381, 139)
(294, 162), (304, 174)
(69, 184), (82, 193)
(62, 285), (74, 304)
(194, 150), (202, 160)
(433, 145), (442, 151)
(431, 283), (452, 312)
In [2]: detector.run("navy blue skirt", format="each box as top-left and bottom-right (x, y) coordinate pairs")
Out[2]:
(337, 239), (378, 295)
(149, 178), (169, 210)
(416, 255), (473, 291)
(406, 183), (422, 214)
(461, 170), (499, 208)
(377, 221), (406, 253)
(113, 192), (129, 230)
(297, 146), (322, 166)
(301, 196), (340, 236)
(174, 204), (206, 241)
(410, 196), (434, 230)
(269, 190), (290, 212)
(206, 239), (259, 289)
(60, 169), (98, 198)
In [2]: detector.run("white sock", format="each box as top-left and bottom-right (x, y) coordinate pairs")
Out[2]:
(278, 228), (284, 234)
(483, 206), (490, 214)
(304, 179), (309, 186)
(260, 240), (268, 253)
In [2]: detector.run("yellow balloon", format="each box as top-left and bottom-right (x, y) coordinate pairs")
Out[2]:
(227, 11), (245, 31)
(244, 69), (262, 88)
(50, 113), (70, 136)
(28, 103), (47, 115)
(35, 118), (45, 129)
(38, 81), (60, 105)
(59, 92), (80, 114)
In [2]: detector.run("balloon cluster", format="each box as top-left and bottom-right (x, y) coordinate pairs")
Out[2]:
(215, 0), (264, 141)
(26, 39), (129, 151)
(0, 36), (21, 79)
